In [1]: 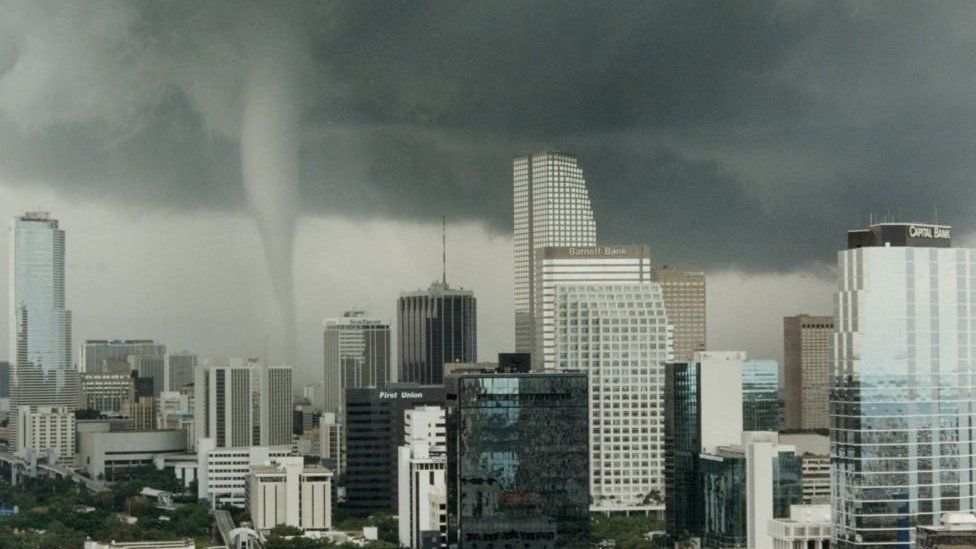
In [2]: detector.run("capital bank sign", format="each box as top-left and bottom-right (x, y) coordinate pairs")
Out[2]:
(908, 225), (950, 240)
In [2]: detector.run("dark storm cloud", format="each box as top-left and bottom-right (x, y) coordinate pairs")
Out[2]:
(2, 1), (976, 270)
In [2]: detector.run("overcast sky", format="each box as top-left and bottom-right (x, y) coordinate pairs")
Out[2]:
(2, 2), (976, 385)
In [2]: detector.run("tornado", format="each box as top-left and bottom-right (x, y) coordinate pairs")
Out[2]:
(240, 28), (301, 365)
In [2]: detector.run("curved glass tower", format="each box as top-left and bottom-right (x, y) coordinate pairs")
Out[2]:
(832, 222), (975, 547)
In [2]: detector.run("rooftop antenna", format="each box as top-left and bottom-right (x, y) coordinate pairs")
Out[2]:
(442, 215), (447, 286)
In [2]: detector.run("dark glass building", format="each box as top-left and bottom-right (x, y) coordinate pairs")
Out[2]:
(344, 383), (445, 515)
(446, 369), (590, 548)
(398, 282), (476, 385)
(0, 361), (9, 399)
(742, 360), (779, 431)
(664, 362), (703, 540)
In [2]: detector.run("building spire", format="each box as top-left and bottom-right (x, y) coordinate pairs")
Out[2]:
(442, 215), (447, 286)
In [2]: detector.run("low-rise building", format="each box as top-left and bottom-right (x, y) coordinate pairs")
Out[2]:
(917, 512), (976, 548)
(17, 406), (75, 465)
(76, 426), (186, 480)
(196, 438), (294, 508)
(768, 505), (830, 549)
(153, 453), (199, 488)
(246, 457), (333, 535)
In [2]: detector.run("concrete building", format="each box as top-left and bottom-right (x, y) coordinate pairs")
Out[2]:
(544, 251), (672, 512)
(76, 425), (186, 479)
(157, 390), (194, 448)
(304, 381), (325, 412)
(9, 212), (79, 452)
(247, 457), (333, 535)
(664, 351), (746, 541)
(323, 311), (390, 417)
(128, 396), (156, 431)
(768, 505), (831, 549)
(917, 513), (976, 548)
(130, 355), (165, 398)
(344, 384), (445, 515)
(779, 433), (830, 505)
(513, 151), (597, 356)
(398, 283), (476, 385)
(398, 406), (447, 548)
(832, 223), (974, 547)
(534, 244), (655, 370)
(194, 358), (292, 448)
(196, 437), (294, 508)
(650, 267), (706, 362)
(80, 339), (166, 375)
(782, 315), (832, 430)
(16, 405), (75, 465)
(81, 373), (133, 413)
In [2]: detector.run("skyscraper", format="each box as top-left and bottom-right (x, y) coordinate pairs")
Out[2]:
(445, 368), (591, 547)
(165, 352), (197, 392)
(535, 245), (654, 370)
(398, 282), (476, 385)
(194, 358), (292, 448)
(783, 315), (833, 430)
(544, 246), (672, 512)
(323, 311), (390, 417)
(513, 152), (597, 355)
(9, 212), (79, 453)
(650, 267), (706, 362)
(832, 222), (972, 547)
(80, 339), (166, 374)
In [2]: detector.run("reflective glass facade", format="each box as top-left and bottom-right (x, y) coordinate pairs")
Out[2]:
(446, 372), (590, 548)
(9, 212), (78, 452)
(664, 362), (703, 538)
(832, 229), (976, 547)
(513, 152), (597, 355)
(742, 360), (779, 431)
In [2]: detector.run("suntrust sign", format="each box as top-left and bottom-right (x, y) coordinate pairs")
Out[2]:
(909, 225), (950, 239)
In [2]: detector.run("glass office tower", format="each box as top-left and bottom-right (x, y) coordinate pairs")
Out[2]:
(513, 152), (597, 355)
(833, 223), (976, 547)
(446, 370), (590, 547)
(742, 359), (780, 431)
(9, 212), (79, 452)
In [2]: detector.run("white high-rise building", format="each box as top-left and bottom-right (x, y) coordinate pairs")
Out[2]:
(544, 245), (672, 513)
(513, 152), (597, 355)
(323, 311), (390, 417)
(196, 437), (294, 508)
(398, 406), (447, 548)
(9, 212), (79, 453)
(194, 358), (292, 448)
(247, 457), (333, 535)
(535, 244), (653, 370)
(832, 222), (976, 548)
(17, 405), (75, 465)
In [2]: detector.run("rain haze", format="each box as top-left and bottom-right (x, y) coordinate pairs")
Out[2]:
(2, 1), (976, 385)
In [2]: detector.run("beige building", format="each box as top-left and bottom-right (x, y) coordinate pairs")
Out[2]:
(650, 267), (706, 362)
(247, 457), (333, 535)
(17, 405), (75, 465)
(782, 315), (833, 430)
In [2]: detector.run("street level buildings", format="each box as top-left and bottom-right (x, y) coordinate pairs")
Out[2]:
(398, 283), (476, 385)
(323, 311), (390, 417)
(650, 267), (706, 362)
(9, 212), (79, 452)
(783, 315), (833, 430)
(513, 152), (597, 356)
(832, 222), (974, 547)
(247, 457), (333, 535)
(445, 368), (590, 547)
